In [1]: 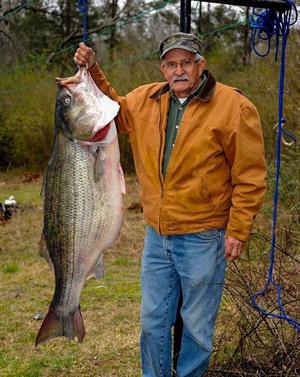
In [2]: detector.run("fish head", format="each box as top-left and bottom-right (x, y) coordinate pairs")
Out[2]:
(56, 82), (102, 141)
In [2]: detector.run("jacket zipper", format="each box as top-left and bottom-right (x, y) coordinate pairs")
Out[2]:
(157, 96), (187, 233)
(164, 99), (186, 183)
(158, 97), (165, 234)
(158, 96), (165, 195)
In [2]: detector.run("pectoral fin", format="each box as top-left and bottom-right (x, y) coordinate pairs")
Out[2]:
(87, 253), (104, 280)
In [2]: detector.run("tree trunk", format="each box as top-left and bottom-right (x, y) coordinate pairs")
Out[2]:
(197, 1), (202, 34)
(109, 0), (118, 62)
(243, 7), (251, 65)
(207, 2), (211, 25)
(65, 0), (71, 37)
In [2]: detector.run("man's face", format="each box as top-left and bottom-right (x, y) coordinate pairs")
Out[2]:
(160, 49), (206, 98)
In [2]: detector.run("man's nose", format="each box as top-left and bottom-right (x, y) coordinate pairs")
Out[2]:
(174, 63), (185, 76)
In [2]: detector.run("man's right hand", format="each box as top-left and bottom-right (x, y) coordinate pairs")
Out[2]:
(74, 42), (96, 69)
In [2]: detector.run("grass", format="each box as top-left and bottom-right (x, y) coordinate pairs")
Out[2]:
(2, 263), (20, 273)
(0, 170), (299, 376)
(0, 171), (143, 377)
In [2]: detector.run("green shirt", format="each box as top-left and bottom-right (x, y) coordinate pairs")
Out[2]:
(162, 74), (207, 177)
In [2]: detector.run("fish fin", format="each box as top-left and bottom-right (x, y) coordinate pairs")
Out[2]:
(35, 306), (85, 346)
(119, 163), (126, 194)
(38, 233), (54, 272)
(94, 147), (106, 182)
(87, 253), (104, 280)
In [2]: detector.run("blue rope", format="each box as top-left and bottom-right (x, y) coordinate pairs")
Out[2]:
(77, 0), (88, 43)
(249, 1), (299, 331)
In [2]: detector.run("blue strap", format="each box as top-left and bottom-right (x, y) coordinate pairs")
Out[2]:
(77, 0), (88, 43)
(249, 1), (299, 331)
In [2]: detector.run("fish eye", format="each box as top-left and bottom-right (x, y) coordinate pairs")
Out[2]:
(64, 96), (72, 105)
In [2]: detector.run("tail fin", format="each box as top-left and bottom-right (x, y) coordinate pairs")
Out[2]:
(35, 306), (85, 346)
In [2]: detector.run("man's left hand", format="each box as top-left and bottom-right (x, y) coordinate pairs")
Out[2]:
(225, 236), (245, 261)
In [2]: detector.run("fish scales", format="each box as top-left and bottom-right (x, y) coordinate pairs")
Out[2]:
(45, 135), (117, 308)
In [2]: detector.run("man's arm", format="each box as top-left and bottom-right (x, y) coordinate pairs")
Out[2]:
(222, 100), (267, 254)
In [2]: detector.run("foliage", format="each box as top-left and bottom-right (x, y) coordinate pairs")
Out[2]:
(1, 0), (102, 68)
(0, 67), (55, 169)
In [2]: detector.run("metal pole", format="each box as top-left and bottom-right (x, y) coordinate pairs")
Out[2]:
(174, 1), (192, 374)
(186, 0), (191, 33)
(180, 0), (192, 33)
(180, 0), (187, 32)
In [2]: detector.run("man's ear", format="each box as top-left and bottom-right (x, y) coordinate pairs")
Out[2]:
(160, 63), (167, 78)
(200, 58), (206, 70)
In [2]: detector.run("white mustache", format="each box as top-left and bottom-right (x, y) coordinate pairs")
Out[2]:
(172, 74), (189, 83)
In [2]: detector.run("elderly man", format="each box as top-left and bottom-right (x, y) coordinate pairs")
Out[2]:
(74, 33), (267, 377)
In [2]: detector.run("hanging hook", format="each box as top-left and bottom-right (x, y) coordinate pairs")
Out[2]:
(273, 118), (297, 146)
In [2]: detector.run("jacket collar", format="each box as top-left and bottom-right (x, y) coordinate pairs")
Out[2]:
(149, 70), (216, 102)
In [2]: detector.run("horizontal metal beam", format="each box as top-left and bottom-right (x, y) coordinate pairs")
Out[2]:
(195, 0), (291, 11)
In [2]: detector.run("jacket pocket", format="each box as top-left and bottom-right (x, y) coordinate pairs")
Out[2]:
(199, 177), (216, 209)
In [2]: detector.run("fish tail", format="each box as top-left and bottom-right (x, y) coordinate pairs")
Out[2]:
(35, 306), (85, 346)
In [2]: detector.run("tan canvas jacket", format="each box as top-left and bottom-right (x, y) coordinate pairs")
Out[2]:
(89, 64), (267, 241)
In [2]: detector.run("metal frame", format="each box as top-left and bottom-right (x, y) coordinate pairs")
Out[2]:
(180, 0), (292, 32)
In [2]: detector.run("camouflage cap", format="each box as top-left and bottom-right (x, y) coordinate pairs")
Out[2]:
(159, 32), (202, 59)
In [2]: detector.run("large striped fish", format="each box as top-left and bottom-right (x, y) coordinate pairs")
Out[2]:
(36, 67), (124, 346)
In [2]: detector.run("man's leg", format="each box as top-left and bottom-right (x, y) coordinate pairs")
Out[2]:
(140, 226), (180, 377)
(173, 229), (226, 377)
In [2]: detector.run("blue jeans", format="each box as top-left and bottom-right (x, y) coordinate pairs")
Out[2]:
(140, 226), (226, 377)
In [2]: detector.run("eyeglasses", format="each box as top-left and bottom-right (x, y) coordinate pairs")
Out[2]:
(162, 57), (201, 71)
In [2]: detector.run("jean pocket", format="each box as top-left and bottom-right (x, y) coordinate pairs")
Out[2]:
(192, 229), (220, 240)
